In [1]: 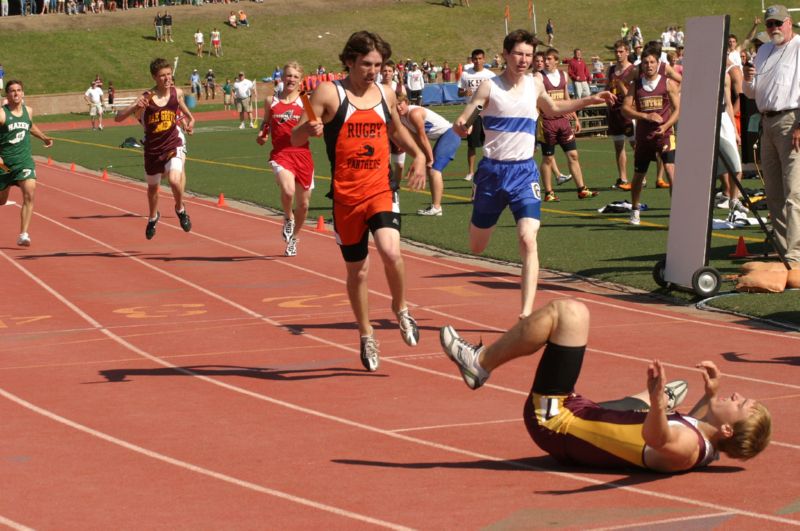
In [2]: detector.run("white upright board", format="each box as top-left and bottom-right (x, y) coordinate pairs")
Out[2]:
(663, 15), (728, 289)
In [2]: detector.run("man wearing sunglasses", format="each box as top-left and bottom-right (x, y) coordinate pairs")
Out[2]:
(743, 4), (800, 266)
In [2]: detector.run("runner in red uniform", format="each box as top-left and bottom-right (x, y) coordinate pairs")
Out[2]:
(292, 31), (427, 372)
(115, 58), (195, 240)
(257, 61), (315, 257)
(622, 49), (680, 225)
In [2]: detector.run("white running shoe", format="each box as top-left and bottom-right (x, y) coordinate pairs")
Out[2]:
(664, 380), (688, 411)
(464, 173), (473, 181)
(629, 209), (641, 226)
(282, 217), (295, 242)
(360, 335), (380, 372)
(238, 122), (245, 129)
(17, 233), (31, 247)
(397, 308), (420, 346)
(440, 325), (488, 389)
(285, 237), (298, 257)
(556, 174), (573, 186)
(417, 205), (443, 216)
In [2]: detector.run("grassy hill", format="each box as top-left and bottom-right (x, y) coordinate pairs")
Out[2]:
(5, 0), (758, 94)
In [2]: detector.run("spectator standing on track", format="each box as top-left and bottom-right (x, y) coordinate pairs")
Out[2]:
(397, 93), (462, 217)
(439, 298), (772, 471)
(538, 47), (600, 203)
(233, 71), (256, 129)
(441, 61), (452, 82)
(0, 80), (54, 247)
(256, 61), (315, 257)
(107, 81), (115, 108)
(743, 5), (800, 265)
(291, 30), (427, 372)
(204, 69), (216, 100)
(189, 69), (201, 100)
(622, 48), (680, 226)
(163, 11), (173, 42)
(563, 48), (591, 99)
(405, 62), (424, 105)
(458, 48), (495, 181)
(114, 58), (195, 241)
(606, 39), (636, 189)
(84, 80), (104, 131)
(453, 30), (614, 319)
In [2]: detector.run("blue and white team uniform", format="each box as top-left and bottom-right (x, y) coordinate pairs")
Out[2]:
(400, 105), (461, 172)
(472, 74), (541, 229)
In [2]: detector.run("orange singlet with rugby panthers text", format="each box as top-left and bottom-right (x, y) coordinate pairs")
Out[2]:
(323, 82), (392, 206)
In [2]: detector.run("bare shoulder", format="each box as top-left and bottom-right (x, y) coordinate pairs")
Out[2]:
(174, 86), (185, 98)
(25, 105), (34, 119)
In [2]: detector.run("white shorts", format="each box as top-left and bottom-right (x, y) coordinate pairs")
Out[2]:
(89, 103), (104, 117)
(391, 152), (406, 165)
(717, 112), (742, 174)
(146, 146), (186, 185)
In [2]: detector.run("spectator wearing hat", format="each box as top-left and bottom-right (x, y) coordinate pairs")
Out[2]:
(743, 5), (800, 265)
(204, 69), (216, 100)
(405, 62), (425, 105)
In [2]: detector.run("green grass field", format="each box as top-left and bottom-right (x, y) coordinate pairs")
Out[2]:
(33, 112), (800, 328)
(5, 0), (759, 94)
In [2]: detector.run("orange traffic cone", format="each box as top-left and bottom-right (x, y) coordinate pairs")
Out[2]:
(729, 236), (751, 258)
(70, 162), (76, 172)
(47, 156), (52, 165)
(315, 215), (326, 232)
(102, 169), (108, 181)
(217, 193), (226, 207)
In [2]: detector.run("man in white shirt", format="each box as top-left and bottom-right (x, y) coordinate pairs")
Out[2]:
(405, 62), (425, 105)
(743, 4), (800, 264)
(458, 48), (495, 180)
(233, 71), (256, 129)
(84, 81), (104, 131)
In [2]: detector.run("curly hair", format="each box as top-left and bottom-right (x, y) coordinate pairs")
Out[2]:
(149, 58), (172, 76)
(339, 31), (392, 71)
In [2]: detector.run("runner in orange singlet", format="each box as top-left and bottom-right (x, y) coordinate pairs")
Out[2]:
(292, 31), (427, 372)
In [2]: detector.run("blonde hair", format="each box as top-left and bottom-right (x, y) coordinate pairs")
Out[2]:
(283, 61), (304, 78)
(396, 93), (409, 104)
(717, 402), (772, 460)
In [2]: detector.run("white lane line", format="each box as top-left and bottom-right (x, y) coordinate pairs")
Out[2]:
(0, 515), (34, 531)
(38, 179), (800, 392)
(587, 511), (735, 530)
(391, 418), (520, 433)
(4, 244), (800, 527)
(42, 165), (800, 342)
(0, 250), (411, 530)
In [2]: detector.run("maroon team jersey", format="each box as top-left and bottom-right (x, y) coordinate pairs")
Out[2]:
(541, 70), (569, 121)
(634, 74), (673, 142)
(143, 87), (183, 157)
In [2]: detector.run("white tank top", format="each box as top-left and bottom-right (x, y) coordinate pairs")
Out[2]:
(482, 74), (540, 161)
(401, 105), (452, 140)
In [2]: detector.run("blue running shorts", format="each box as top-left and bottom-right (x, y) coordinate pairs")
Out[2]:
(471, 157), (541, 229)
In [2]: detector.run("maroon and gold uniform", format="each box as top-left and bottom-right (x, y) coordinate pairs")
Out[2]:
(633, 73), (675, 171)
(539, 70), (575, 148)
(606, 63), (635, 138)
(142, 87), (184, 176)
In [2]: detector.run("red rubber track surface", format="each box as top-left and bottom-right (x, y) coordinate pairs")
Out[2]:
(0, 161), (798, 530)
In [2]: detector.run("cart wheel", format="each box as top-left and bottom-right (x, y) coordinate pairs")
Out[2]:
(691, 267), (721, 297)
(652, 259), (667, 288)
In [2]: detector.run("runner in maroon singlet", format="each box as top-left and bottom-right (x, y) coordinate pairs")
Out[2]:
(622, 49), (680, 225)
(115, 58), (196, 240)
(606, 40), (636, 189)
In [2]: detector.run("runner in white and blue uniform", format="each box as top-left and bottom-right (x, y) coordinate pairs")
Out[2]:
(453, 30), (616, 319)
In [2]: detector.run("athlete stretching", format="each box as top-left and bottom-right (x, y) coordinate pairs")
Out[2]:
(292, 31), (427, 371)
(440, 298), (771, 472)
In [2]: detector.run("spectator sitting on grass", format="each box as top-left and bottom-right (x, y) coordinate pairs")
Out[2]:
(228, 11), (237, 29)
(237, 9), (248, 27)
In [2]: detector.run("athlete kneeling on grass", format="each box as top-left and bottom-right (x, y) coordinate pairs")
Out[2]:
(396, 93), (462, 217)
(440, 298), (772, 472)
(116, 58), (196, 240)
(257, 61), (315, 257)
